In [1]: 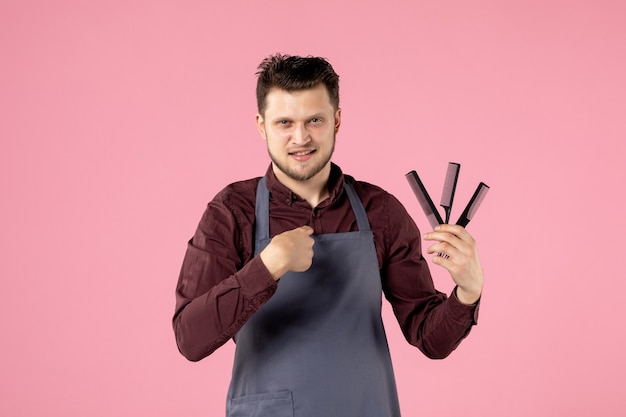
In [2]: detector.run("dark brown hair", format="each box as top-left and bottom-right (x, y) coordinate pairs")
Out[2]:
(256, 54), (340, 115)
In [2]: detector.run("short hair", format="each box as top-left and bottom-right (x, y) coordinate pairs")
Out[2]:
(256, 53), (340, 115)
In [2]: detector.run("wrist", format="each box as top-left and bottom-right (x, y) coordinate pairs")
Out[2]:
(455, 286), (481, 305)
(259, 247), (288, 281)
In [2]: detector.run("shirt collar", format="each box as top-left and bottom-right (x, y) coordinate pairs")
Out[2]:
(264, 163), (345, 207)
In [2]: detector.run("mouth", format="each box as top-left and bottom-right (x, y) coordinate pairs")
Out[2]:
(289, 149), (316, 161)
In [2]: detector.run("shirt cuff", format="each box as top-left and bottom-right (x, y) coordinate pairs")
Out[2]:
(237, 256), (278, 299)
(449, 287), (480, 326)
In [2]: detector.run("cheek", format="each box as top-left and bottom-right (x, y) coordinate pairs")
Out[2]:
(267, 129), (292, 143)
(265, 134), (288, 151)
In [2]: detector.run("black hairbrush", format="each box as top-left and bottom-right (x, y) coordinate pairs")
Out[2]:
(405, 170), (444, 229)
(440, 162), (460, 224)
(455, 182), (490, 227)
(406, 162), (489, 228)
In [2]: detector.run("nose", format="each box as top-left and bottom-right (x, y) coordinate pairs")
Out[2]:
(291, 123), (310, 145)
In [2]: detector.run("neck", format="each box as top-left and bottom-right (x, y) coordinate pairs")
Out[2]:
(272, 164), (331, 208)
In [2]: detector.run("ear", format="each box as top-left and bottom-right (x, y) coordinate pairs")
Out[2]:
(334, 108), (342, 133)
(255, 113), (267, 140)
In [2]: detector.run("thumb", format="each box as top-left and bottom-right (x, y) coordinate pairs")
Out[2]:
(300, 225), (314, 235)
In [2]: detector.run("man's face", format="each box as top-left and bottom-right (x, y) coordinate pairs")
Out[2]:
(256, 84), (341, 183)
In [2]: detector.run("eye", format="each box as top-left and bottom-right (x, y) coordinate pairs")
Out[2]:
(310, 117), (322, 124)
(278, 120), (291, 126)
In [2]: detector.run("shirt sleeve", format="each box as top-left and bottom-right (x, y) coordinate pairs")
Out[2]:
(172, 189), (277, 362)
(381, 194), (480, 359)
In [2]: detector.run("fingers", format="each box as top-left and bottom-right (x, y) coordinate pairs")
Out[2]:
(423, 224), (474, 243)
(426, 242), (456, 258)
(422, 224), (484, 303)
(260, 225), (316, 280)
(425, 224), (473, 252)
(423, 225), (479, 269)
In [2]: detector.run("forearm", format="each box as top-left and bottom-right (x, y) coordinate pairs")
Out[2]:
(173, 256), (276, 361)
(383, 194), (480, 359)
(409, 289), (479, 359)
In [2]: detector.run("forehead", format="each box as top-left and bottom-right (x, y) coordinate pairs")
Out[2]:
(263, 84), (334, 117)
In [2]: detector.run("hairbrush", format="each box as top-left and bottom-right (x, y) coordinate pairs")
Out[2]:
(455, 182), (490, 227)
(405, 163), (489, 228)
(405, 170), (443, 229)
(440, 162), (460, 224)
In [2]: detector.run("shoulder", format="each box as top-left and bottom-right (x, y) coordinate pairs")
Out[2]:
(193, 177), (260, 259)
(344, 174), (417, 237)
(211, 177), (261, 211)
(344, 175), (405, 212)
(199, 177), (261, 234)
(343, 175), (420, 265)
(345, 174), (385, 195)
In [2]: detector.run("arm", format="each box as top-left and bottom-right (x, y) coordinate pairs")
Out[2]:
(172, 188), (316, 362)
(382, 195), (480, 359)
(172, 192), (277, 362)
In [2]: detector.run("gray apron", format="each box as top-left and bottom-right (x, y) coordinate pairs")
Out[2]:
(226, 177), (401, 417)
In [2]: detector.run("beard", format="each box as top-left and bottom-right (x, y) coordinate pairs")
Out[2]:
(267, 134), (336, 182)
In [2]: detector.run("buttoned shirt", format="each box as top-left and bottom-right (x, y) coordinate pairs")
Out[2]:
(173, 163), (479, 362)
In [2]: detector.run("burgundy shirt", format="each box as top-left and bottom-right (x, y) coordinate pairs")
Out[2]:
(173, 164), (479, 362)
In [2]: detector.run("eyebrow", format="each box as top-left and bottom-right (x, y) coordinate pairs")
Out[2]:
(270, 113), (327, 123)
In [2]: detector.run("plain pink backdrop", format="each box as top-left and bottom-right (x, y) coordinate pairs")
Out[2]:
(1, 0), (625, 416)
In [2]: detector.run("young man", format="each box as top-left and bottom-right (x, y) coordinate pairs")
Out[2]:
(173, 54), (483, 417)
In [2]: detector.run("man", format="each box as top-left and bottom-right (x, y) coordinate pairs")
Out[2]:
(173, 54), (483, 417)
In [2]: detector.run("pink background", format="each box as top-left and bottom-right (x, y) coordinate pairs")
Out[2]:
(1, 0), (625, 416)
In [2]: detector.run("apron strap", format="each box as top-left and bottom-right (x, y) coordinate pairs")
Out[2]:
(343, 181), (372, 232)
(254, 176), (372, 241)
(255, 177), (271, 241)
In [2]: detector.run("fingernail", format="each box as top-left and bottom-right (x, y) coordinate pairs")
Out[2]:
(434, 225), (441, 231)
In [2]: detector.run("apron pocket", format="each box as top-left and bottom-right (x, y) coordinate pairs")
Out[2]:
(228, 391), (294, 417)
